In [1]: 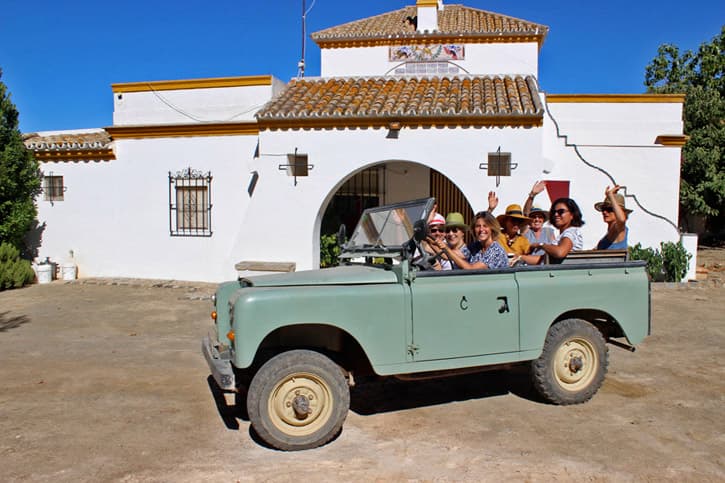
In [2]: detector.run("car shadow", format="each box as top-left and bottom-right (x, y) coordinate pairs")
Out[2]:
(0, 312), (30, 332)
(349, 367), (543, 415)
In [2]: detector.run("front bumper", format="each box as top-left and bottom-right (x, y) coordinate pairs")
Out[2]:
(202, 335), (236, 391)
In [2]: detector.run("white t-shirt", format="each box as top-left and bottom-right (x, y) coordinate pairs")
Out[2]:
(556, 227), (584, 251)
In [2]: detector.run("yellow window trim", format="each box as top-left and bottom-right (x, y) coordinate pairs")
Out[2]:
(547, 94), (685, 103)
(107, 122), (259, 139)
(112, 75), (273, 93)
(655, 135), (688, 147)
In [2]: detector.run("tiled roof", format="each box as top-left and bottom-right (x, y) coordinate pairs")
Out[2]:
(23, 130), (115, 161)
(256, 75), (543, 129)
(311, 4), (548, 46)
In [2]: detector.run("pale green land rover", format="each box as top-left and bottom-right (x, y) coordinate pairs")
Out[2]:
(202, 198), (650, 450)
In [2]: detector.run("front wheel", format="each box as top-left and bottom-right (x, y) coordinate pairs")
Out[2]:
(531, 318), (608, 405)
(246, 350), (350, 451)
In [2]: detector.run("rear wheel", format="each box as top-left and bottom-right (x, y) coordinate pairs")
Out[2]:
(247, 350), (350, 451)
(531, 319), (608, 405)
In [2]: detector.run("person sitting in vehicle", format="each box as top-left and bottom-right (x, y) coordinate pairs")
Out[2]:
(496, 204), (531, 256)
(594, 185), (631, 250)
(430, 211), (508, 270)
(518, 198), (585, 265)
(424, 213), (451, 270)
(523, 206), (556, 256)
(441, 212), (470, 270)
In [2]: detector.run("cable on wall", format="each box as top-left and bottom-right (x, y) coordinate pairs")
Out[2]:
(541, 90), (680, 234)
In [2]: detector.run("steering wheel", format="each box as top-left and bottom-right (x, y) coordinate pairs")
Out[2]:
(412, 240), (444, 271)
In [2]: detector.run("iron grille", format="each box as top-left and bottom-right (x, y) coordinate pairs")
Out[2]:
(43, 174), (65, 201)
(169, 168), (212, 237)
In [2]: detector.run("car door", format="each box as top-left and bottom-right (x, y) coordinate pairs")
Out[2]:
(410, 270), (519, 361)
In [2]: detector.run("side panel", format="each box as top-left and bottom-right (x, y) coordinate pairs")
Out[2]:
(233, 283), (410, 369)
(410, 272), (519, 360)
(515, 265), (650, 351)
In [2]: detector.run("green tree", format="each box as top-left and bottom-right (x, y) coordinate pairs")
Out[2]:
(644, 27), (725, 238)
(0, 68), (41, 250)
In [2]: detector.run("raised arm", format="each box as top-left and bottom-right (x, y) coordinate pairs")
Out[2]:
(606, 185), (627, 229)
(523, 180), (547, 216)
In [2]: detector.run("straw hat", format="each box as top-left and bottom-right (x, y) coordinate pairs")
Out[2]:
(429, 213), (446, 226)
(445, 212), (468, 230)
(528, 206), (548, 220)
(594, 193), (632, 214)
(496, 204), (531, 225)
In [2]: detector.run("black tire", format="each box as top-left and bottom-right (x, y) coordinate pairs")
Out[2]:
(246, 350), (350, 451)
(531, 318), (608, 405)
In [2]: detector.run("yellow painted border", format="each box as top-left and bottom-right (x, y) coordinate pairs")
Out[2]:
(107, 122), (259, 139)
(314, 33), (546, 49)
(416, 0), (439, 6)
(33, 149), (115, 162)
(112, 75), (273, 93)
(258, 115), (543, 131)
(547, 94), (685, 103)
(655, 135), (688, 146)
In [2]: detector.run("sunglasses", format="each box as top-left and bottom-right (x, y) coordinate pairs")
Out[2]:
(429, 227), (444, 233)
(600, 206), (614, 213)
(553, 208), (569, 216)
(445, 227), (461, 233)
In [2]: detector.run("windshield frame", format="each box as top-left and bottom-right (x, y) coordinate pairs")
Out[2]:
(339, 197), (435, 258)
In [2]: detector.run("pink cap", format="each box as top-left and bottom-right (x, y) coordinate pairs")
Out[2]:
(429, 213), (446, 226)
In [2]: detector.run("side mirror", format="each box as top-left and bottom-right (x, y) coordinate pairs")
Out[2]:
(337, 224), (347, 248)
(413, 219), (427, 242)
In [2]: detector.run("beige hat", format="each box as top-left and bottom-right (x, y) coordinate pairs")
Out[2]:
(594, 193), (632, 214)
(496, 204), (531, 225)
(445, 212), (468, 230)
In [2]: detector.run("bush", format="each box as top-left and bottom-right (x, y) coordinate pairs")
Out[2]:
(629, 241), (693, 283)
(320, 234), (342, 268)
(0, 242), (34, 290)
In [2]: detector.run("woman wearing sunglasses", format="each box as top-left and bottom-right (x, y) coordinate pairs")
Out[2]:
(518, 197), (585, 265)
(594, 185), (631, 250)
(430, 211), (508, 270)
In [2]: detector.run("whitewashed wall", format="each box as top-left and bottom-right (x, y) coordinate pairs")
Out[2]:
(320, 42), (539, 78)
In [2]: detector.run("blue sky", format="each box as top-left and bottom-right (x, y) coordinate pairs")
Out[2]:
(1, 0), (722, 133)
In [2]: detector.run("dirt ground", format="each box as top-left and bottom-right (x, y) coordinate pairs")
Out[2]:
(1, 252), (724, 482)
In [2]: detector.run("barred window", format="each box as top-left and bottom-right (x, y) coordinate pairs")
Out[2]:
(169, 168), (212, 237)
(487, 151), (512, 177)
(43, 174), (65, 201)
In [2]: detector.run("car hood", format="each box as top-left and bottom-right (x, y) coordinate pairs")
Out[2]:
(241, 265), (398, 287)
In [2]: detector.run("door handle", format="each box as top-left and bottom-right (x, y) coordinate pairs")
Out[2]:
(497, 296), (509, 314)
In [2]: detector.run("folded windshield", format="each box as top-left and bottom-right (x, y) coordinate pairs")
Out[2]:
(344, 198), (434, 253)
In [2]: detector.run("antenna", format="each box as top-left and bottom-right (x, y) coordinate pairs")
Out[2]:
(297, 0), (307, 77)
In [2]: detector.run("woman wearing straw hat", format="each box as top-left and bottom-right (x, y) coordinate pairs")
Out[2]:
(441, 212), (470, 270)
(594, 185), (631, 250)
(523, 206), (556, 256)
(429, 211), (508, 270)
(496, 204), (531, 256)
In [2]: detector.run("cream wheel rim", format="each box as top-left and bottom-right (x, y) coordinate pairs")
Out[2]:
(268, 372), (333, 436)
(553, 338), (598, 391)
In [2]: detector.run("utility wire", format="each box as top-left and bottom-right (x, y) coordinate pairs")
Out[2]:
(146, 84), (265, 122)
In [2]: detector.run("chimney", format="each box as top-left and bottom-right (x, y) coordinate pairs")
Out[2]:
(416, 0), (442, 33)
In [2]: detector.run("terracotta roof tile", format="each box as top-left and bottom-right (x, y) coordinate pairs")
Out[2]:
(257, 75), (543, 128)
(23, 130), (114, 161)
(311, 4), (548, 45)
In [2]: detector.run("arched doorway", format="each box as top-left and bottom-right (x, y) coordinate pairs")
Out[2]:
(319, 161), (473, 266)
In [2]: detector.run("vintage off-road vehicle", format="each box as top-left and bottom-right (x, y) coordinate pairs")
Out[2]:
(203, 198), (650, 450)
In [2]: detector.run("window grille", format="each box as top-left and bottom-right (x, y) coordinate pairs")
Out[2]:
(43, 174), (65, 201)
(169, 168), (212, 237)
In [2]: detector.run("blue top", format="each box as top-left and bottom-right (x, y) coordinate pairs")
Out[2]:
(596, 227), (628, 250)
(524, 226), (556, 255)
(468, 241), (509, 269)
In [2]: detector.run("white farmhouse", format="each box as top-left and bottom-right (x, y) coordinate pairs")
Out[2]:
(24, 0), (686, 282)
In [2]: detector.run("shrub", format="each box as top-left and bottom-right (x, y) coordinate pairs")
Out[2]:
(320, 234), (342, 268)
(660, 241), (692, 283)
(0, 242), (34, 290)
(629, 241), (693, 283)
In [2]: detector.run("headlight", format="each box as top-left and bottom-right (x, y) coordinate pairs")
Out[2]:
(211, 293), (217, 305)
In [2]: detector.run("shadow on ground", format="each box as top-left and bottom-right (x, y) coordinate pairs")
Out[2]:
(0, 311), (30, 332)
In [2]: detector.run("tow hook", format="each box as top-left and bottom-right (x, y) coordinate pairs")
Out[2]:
(607, 338), (636, 352)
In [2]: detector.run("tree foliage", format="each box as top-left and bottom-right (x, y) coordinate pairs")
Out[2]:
(0, 68), (41, 251)
(644, 27), (725, 236)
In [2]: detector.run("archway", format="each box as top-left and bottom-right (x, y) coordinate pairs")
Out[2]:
(317, 161), (474, 267)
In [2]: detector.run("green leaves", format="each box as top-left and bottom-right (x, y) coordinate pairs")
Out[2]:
(0, 69), (41, 251)
(644, 27), (725, 234)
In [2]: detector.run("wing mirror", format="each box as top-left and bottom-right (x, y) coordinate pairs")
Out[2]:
(413, 219), (427, 242)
